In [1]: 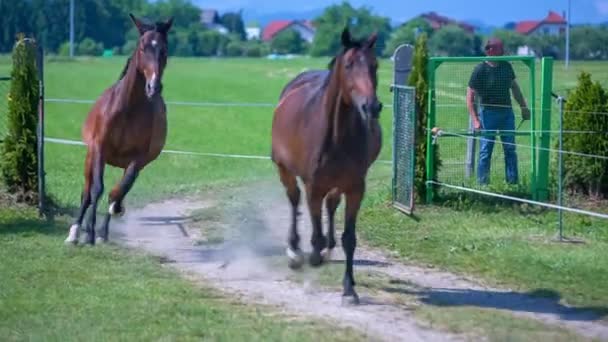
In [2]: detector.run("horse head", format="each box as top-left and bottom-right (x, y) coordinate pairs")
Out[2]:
(129, 13), (173, 99)
(330, 28), (383, 128)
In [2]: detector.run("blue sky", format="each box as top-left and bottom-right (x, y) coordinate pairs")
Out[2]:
(193, 0), (608, 26)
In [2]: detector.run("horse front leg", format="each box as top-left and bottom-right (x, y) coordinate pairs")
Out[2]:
(341, 181), (364, 305)
(97, 161), (140, 243)
(323, 188), (341, 260)
(84, 148), (105, 245)
(306, 184), (327, 267)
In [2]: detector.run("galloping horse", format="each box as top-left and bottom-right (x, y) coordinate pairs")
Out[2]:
(65, 14), (173, 245)
(271, 28), (383, 304)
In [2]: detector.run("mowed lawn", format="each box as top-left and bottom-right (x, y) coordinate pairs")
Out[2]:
(1, 55), (608, 340)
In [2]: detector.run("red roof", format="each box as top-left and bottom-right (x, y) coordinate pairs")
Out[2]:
(515, 11), (566, 35)
(262, 20), (292, 41)
(262, 20), (316, 41)
(420, 12), (475, 33)
(515, 21), (540, 35)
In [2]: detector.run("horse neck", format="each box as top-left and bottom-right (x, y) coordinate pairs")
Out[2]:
(116, 52), (147, 108)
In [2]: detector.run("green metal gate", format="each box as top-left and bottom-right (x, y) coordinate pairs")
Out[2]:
(392, 85), (416, 214)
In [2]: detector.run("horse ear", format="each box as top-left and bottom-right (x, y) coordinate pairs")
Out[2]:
(161, 17), (174, 34)
(129, 13), (147, 35)
(365, 32), (378, 50)
(341, 27), (352, 47)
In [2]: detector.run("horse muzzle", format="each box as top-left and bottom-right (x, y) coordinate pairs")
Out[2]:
(145, 81), (161, 99)
(361, 99), (383, 119)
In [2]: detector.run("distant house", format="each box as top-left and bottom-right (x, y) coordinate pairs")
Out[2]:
(515, 11), (567, 36)
(419, 12), (476, 33)
(200, 9), (229, 35)
(246, 27), (261, 40)
(262, 20), (316, 43)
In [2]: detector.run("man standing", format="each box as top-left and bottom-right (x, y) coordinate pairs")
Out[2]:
(466, 37), (530, 185)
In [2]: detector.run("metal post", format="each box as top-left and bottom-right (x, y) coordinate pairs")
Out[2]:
(69, 0), (75, 58)
(557, 96), (565, 241)
(565, 0), (571, 69)
(36, 44), (45, 215)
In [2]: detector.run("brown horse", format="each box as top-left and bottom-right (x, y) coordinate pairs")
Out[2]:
(65, 14), (173, 245)
(271, 28), (383, 304)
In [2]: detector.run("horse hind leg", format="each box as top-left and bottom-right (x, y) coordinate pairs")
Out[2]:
(98, 161), (140, 243)
(323, 188), (341, 260)
(65, 150), (94, 245)
(83, 148), (105, 245)
(277, 163), (304, 269)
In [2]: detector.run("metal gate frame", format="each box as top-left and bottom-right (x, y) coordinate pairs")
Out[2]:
(390, 44), (416, 215)
(391, 85), (416, 214)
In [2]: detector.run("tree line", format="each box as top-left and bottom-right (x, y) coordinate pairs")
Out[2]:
(2, 0), (608, 60)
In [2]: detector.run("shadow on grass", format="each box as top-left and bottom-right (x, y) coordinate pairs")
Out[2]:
(0, 193), (79, 237)
(384, 284), (608, 322)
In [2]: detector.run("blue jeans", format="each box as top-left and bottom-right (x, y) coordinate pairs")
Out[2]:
(477, 108), (518, 185)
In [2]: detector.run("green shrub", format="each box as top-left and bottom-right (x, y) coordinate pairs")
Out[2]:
(558, 71), (608, 198)
(77, 38), (103, 56)
(226, 41), (245, 57)
(58, 42), (71, 56)
(1, 35), (40, 203)
(407, 33), (441, 202)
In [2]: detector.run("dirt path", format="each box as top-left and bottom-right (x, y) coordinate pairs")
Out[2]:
(109, 182), (608, 341)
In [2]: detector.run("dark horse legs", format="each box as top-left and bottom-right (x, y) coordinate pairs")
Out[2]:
(324, 189), (341, 259)
(342, 182), (364, 305)
(277, 164), (304, 269)
(65, 151), (93, 244)
(307, 183), (328, 267)
(97, 162), (140, 242)
(84, 149), (106, 245)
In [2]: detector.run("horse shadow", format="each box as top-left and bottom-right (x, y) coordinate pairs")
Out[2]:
(383, 282), (608, 322)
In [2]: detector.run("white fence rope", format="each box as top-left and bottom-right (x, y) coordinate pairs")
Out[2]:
(44, 137), (393, 164)
(45, 98), (395, 109)
(431, 129), (608, 161)
(427, 181), (608, 220)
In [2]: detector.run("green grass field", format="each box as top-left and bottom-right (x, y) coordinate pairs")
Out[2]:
(1, 55), (607, 339)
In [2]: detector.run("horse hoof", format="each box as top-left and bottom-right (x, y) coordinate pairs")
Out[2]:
(64, 224), (80, 245)
(83, 233), (96, 246)
(109, 202), (125, 217)
(96, 237), (108, 245)
(309, 251), (324, 267)
(286, 247), (304, 270)
(321, 248), (333, 261)
(341, 293), (360, 306)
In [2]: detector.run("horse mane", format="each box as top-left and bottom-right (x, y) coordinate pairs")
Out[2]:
(117, 20), (168, 81)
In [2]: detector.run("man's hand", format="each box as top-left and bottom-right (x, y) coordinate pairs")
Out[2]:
(472, 116), (481, 130)
(521, 107), (531, 121)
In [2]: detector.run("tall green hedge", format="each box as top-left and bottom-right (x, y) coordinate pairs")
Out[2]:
(559, 71), (608, 199)
(1, 35), (40, 203)
(407, 33), (441, 202)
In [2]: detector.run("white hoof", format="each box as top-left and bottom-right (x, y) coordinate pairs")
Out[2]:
(321, 248), (333, 261)
(286, 247), (304, 269)
(109, 202), (125, 217)
(96, 237), (108, 244)
(64, 224), (80, 245)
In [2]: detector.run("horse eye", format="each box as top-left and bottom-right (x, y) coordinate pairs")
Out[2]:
(345, 61), (354, 69)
